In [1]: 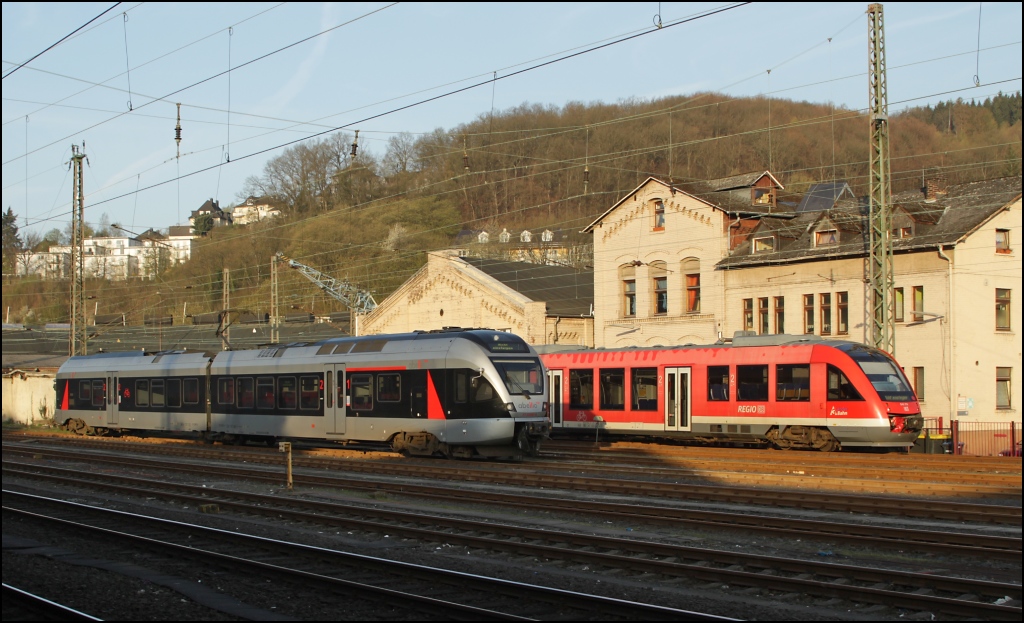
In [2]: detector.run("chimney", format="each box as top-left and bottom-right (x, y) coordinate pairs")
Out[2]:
(923, 169), (947, 201)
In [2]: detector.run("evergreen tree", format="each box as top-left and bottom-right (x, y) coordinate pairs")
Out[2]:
(2, 207), (22, 275)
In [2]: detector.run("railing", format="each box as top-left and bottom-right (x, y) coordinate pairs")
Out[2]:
(916, 418), (1020, 456)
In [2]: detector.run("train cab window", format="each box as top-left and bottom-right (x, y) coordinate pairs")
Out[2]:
(737, 365), (769, 401)
(776, 364), (810, 401)
(256, 377), (275, 409)
(136, 380), (150, 407)
(569, 369), (594, 409)
(473, 377), (496, 402)
(151, 380), (166, 407)
(238, 377), (255, 409)
(218, 378), (235, 406)
(299, 376), (319, 410)
(167, 379), (182, 408)
(707, 366), (729, 401)
(599, 369), (626, 410)
(183, 378), (200, 405)
(351, 374), (373, 411)
(377, 373), (402, 402)
(454, 371), (469, 403)
(91, 380), (106, 407)
(278, 377), (298, 410)
(631, 368), (658, 411)
(827, 365), (864, 401)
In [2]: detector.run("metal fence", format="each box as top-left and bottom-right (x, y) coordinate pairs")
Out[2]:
(915, 418), (1020, 456)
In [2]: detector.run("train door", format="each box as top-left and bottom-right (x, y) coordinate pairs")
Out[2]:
(548, 369), (563, 427)
(106, 372), (118, 426)
(326, 365), (347, 436)
(664, 367), (691, 432)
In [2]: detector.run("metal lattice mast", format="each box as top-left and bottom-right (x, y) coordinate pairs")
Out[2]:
(270, 254), (280, 344)
(868, 3), (895, 352)
(69, 144), (88, 356)
(276, 252), (377, 315)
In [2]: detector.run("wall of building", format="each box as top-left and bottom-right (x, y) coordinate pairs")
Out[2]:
(591, 182), (728, 348)
(949, 199), (1021, 423)
(2, 371), (56, 425)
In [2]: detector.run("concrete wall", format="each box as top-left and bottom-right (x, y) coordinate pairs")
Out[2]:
(2, 371), (56, 425)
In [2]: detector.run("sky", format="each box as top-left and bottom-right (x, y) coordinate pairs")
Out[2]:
(2, 2), (1021, 240)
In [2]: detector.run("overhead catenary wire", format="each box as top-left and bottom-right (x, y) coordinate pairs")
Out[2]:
(2, 2), (122, 80)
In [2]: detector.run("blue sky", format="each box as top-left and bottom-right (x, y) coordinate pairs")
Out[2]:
(3, 2), (1021, 238)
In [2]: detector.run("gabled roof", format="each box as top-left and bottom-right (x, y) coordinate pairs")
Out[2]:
(797, 181), (855, 213)
(459, 257), (593, 316)
(698, 170), (784, 192)
(583, 177), (713, 233)
(719, 175), (1021, 268)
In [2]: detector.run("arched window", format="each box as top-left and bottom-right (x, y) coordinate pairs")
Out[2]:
(619, 264), (636, 317)
(650, 261), (668, 315)
(682, 258), (700, 313)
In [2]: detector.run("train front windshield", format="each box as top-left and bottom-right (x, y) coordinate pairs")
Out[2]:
(493, 359), (544, 396)
(848, 348), (916, 402)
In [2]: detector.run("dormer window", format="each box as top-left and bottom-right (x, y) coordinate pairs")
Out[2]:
(752, 187), (776, 207)
(753, 236), (775, 253)
(477, 232), (489, 244)
(520, 230), (532, 243)
(499, 229), (511, 243)
(653, 200), (665, 230)
(891, 226), (913, 239)
(815, 229), (838, 246)
(542, 229), (554, 242)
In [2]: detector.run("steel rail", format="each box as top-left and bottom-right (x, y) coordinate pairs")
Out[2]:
(3, 490), (731, 622)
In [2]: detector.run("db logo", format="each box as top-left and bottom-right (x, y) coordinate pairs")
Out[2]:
(575, 411), (588, 421)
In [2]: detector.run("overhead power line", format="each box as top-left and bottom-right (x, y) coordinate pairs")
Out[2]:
(2, 3), (122, 80)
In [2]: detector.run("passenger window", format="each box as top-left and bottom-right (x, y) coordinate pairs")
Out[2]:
(737, 365), (769, 401)
(827, 365), (864, 401)
(151, 380), (166, 407)
(166, 379), (182, 408)
(631, 368), (658, 411)
(79, 380), (93, 407)
(599, 368), (625, 410)
(299, 376), (319, 410)
(351, 374), (373, 410)
(218, 378), (235, 405)
(278, 377), (297, 410)
(707, 366), (729, 401)
(776, 364), (810, 402)
(91, 380), (105, 407)
(183, 378), (200, 405)
(136, 380), (150, 407)
(256, 377), (275, 409)
(569, 369), (594, 409)
(238, 377), (255, 409)
(377, 373), (401, 402)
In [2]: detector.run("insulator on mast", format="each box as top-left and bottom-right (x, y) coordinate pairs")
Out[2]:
(174, 103), (182, 159)
(583, 165), (590, 195)
(462, 135), (470, 172)
(350, 130), (359, 160)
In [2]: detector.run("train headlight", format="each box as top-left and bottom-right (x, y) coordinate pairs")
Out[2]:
(504, 402), (517, 412)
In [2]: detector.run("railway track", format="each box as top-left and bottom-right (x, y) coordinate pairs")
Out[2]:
(4, 453), (1020, 560)
(4, 454), (1022, 620)
(3, 490), (730, 621)
(5, 437), (1018, 525)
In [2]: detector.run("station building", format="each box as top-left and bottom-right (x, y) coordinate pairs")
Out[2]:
(584, 173), (1021, 424)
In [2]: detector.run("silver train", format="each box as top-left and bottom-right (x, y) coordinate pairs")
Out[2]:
(54, 328), (550, 458)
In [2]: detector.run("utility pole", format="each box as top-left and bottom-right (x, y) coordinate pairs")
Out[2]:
(69, 144), (88, 356)
(867, 3), (895, 353)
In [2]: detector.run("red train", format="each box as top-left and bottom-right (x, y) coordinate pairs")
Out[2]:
(538, 334), (922, 451)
